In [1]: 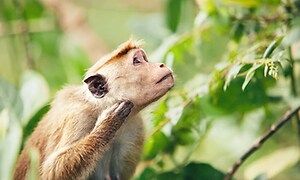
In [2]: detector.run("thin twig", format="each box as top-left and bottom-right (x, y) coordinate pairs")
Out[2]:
(147, 118), (170, 138)
(224, 105), (300, 180)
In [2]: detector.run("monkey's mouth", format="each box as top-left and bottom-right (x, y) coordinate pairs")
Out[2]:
(156, 73), (173, 84)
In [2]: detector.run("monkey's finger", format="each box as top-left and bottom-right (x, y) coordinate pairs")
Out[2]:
(115, 100), (134, 119)
(109, 101), (123, 112)
(96, 102), (123, 126)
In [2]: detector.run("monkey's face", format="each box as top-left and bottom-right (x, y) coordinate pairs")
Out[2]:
(114, 49), (174, 108)
(84, 48), (174, 109)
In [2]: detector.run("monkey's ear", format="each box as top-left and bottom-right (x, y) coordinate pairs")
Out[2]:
(84, 74), (108, 98)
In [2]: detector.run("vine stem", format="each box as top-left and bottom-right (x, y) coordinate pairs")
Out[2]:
(224, 105), (300, 180)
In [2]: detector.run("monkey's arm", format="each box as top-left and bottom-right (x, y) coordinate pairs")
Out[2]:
(41, 100), (133, 180)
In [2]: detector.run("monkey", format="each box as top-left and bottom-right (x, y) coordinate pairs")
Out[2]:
(13, 39), (174, 180)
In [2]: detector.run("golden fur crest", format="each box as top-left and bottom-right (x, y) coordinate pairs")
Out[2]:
(84, 39), (143, 80)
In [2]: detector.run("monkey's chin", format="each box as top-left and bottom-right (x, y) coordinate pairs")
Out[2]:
(148, 75), (175, 105)
(158, 73), (174, 90)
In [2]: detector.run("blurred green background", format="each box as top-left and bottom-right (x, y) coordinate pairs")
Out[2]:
(1, 0), (300, 179)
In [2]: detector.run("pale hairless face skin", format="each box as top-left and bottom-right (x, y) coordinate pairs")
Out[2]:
(85, 48), (174, 110)
(109, 48), (174, 107)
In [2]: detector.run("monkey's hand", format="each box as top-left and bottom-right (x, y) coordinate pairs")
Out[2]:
(41, 100), (134, 180)
(95, 100), (134, 127)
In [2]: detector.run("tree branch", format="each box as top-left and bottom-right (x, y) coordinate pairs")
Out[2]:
(224, 105), (300, 180)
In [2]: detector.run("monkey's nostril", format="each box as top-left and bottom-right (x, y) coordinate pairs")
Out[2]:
(159, 63), (165, 68)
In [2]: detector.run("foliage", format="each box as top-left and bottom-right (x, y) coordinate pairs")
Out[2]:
(1, 0), (300, 179)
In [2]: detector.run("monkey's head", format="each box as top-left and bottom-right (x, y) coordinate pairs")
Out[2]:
(83, 40), (174, 110)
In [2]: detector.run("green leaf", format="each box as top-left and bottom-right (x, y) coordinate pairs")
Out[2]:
(172, 97), (202, 145)
(137, 167), (157, 180)
(157, 171), (183, 180)
(22, 105), (49, 144)
(263, 36), (283, 59)
(148, 162), (225, 180)
(152, 101), (168, 126)
(242, 64), (263, 91)
(199, 0), (216, 14)
(264, 64), (269, 77)
(24, 0), (44, 20)
(166, 0), (182, 32)
(0, 114), (22, 180)
(232, 22), (245, 42)
(0, 79), (23, 119)
(210, 75), (268, 113)
(142, 130), (169, 160)
(183, 162), (225, 180)
(254, 173), (268, 180)
(224, 0), (260, 7)
(224, 63), (244, 90)
(19, 70), (49, 126)
(0, 1), (17, 21)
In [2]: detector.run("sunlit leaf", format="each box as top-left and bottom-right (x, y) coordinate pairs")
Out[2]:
(0, 115), (22, 180)
(172, 97), (202, 145)
(0, 79), (23, 119)
(263, 36), (283, 58)
(197, 0), (216, 14)
(264, 64), (268, 77)
(142, 130), (169, 160)
(224, 62), (244, 90)
(223, 0), (260, 8)
(166, 105), (184, 126)
(194, 12), (208, 27)
(19, 70), (49, 126)
(242, 64), (263, 91)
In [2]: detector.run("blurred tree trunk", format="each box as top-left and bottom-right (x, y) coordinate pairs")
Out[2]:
(42, 0), (109, 62)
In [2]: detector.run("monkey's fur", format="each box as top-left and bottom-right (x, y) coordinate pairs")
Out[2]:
(14, 40), (174, 180)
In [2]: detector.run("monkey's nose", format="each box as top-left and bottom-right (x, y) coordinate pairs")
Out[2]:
(159, 63), (165, 68)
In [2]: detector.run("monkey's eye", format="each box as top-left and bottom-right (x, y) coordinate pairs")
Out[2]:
(133, 57), (142, 65)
